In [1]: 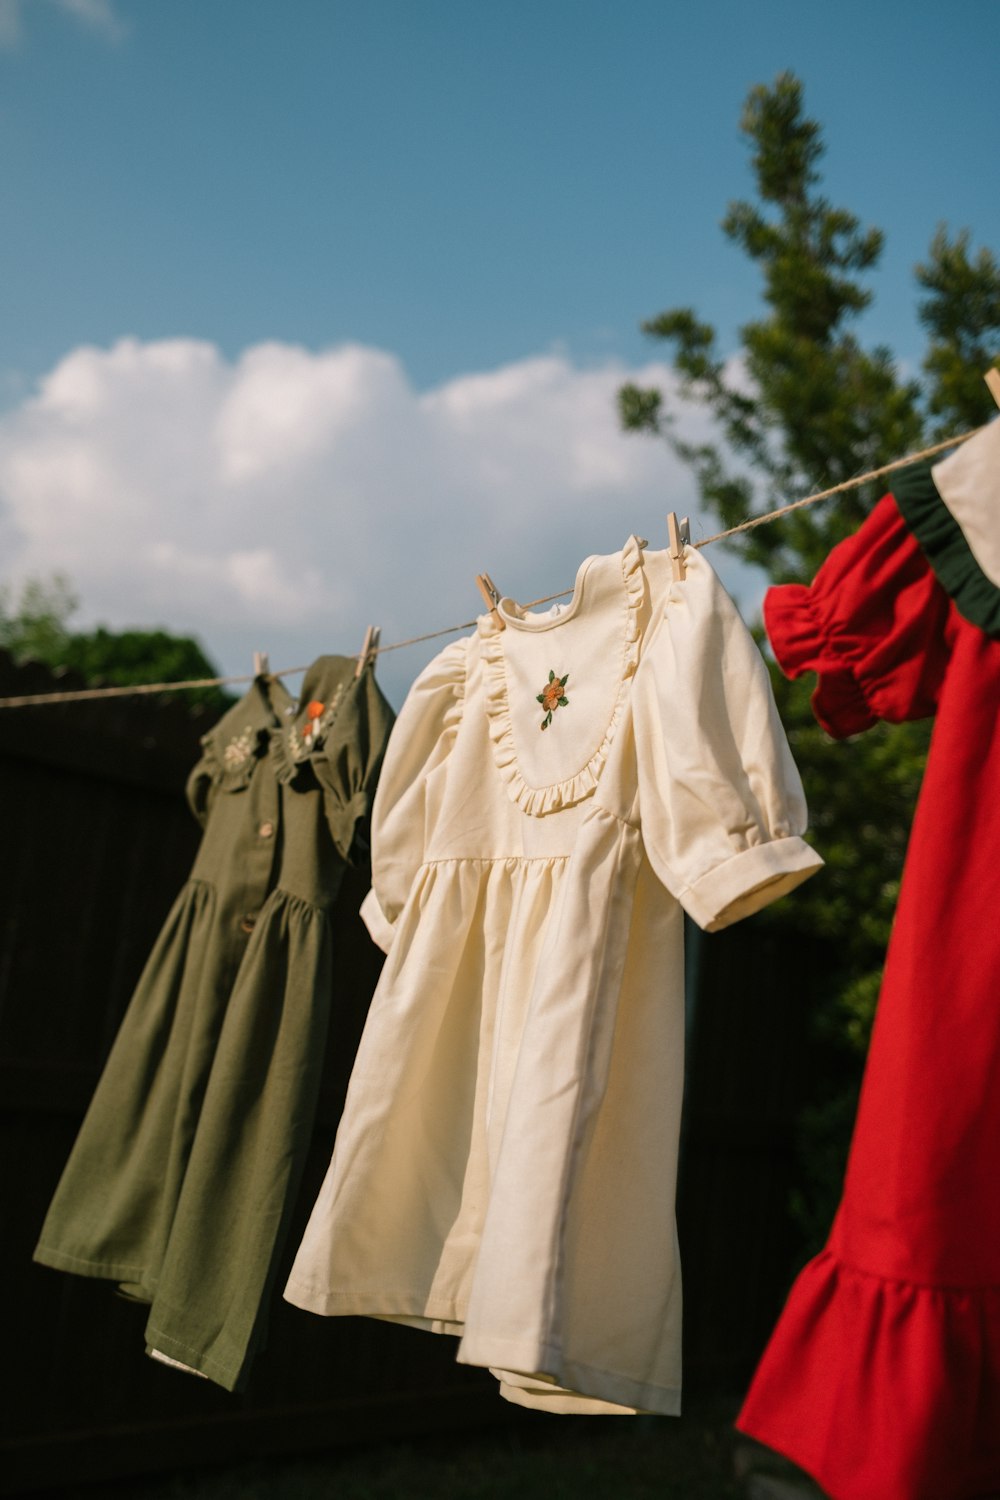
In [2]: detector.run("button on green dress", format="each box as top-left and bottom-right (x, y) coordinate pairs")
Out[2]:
(34, 656), (395, 1391)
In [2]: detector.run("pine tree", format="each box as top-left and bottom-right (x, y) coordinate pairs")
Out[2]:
(620, 71), (1000, 1247)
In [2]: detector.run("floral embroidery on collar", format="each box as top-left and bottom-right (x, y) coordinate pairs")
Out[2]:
(302, 700), (326, 746)
(222, 725), (257, 770)
(536, 671), (569, 731)
(287, 683), (346, 762)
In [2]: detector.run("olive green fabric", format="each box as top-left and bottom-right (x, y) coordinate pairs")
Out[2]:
(34, 657), (395, 1391)
(892, 458), (1000, 639)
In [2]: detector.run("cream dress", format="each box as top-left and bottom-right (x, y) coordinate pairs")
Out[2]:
(284, 536), (822, 1415)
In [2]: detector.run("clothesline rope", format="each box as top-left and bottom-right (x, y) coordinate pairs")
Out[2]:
(0, 425), (982, 709)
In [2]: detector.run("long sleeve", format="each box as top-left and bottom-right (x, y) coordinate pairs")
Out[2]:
(632, 548), (823, 932)
(359, 638), (466, 952)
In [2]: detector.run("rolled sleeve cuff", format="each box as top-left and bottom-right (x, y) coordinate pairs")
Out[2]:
(680, 837), (824, 933)
(360, 887), (396, 953)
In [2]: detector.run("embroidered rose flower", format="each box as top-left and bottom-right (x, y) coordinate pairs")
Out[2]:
(302, 700), (326, 746)
(289, 684), (347, 762)
(536, 671), (569, 731)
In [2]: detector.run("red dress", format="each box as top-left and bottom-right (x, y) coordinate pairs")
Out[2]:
(737, 491), (1000, 1500)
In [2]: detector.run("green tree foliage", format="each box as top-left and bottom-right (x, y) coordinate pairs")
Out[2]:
(918, 225), (1000, 433)
(0, 573), (233, 713)
(620, 71), (1000, 1250)
(0, 574), (79, 664)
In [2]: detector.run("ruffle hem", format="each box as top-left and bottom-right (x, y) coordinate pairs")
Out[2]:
(737, 1247), (1000, 1500)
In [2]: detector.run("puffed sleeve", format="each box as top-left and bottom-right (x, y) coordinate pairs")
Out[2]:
(763, 493), (952, 738)
(184, 680), (276, 827)
(359, 638), (466, 953)
(185, 744), (217, 827)
(633, 548), (823, 932)
(312, 665), (397, 866)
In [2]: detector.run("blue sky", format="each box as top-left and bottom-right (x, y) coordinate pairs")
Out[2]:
(1, 0), (998, 702)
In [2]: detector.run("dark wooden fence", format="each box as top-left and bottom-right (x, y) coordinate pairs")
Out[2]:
(0, 650), (825, 1494)
(0, 654), (499, 1497)
(678, 920), (829, 1390)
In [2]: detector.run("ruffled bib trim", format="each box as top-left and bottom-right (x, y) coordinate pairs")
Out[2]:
(478, 536), (645, 816)
(892, 458), (1000, 639)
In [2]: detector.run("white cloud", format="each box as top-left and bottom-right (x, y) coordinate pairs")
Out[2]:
(0, 336), (759, 707)
(0, 0), (21, 45)
(55, 0), (122, 35)
(0, 0), (124, 48)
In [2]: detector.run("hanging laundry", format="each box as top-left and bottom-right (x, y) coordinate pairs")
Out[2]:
(737, 417), (1000, 1500)
(34, 656), (395, 1391)
(283, 536), (822, 1415)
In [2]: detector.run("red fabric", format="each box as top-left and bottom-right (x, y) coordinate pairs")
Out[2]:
(740, 494), (1000, 1500)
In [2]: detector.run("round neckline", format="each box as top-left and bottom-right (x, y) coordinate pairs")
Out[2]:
(498, 551), (595, 632)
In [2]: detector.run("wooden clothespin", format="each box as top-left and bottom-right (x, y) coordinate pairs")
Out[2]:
(476, 572), (505, 630)
(985, 367), (1000, 409)
(252, 651), (270, 677)
(355, 625), (381, 679)
(667, 513), (689, 582)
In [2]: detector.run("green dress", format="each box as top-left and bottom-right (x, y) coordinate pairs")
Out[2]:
(34, 656), (395, 1391)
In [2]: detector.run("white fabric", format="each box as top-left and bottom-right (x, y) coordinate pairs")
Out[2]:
(284, 538), (822, 1415)
(932, 414), (1000, 588)
(147, 1348), (208, 1379)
